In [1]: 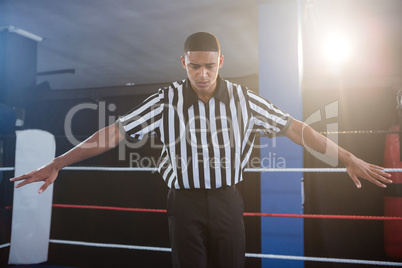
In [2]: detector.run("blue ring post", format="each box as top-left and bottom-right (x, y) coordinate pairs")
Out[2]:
(258, 1), (304, 267)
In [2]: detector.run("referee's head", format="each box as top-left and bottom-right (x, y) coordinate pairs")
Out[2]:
(181, 32), (224, 100)
(184, 32), (221, 55)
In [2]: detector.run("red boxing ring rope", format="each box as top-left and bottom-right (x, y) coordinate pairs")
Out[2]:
(48, 204), (402, 221)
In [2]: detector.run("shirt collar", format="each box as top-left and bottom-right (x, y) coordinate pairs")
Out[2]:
(183, 75), (229, 110)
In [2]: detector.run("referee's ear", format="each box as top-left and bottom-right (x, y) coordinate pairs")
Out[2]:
(181, 56), (186, 69)
(219, 54), (224, 69)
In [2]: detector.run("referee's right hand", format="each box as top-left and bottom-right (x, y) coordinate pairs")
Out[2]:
(10, 161), (60, 194)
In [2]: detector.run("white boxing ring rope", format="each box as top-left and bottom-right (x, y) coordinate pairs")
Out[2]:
(48, 239), (402, 267)
(0, 243), (10, 249)
(3, 166), (402, 173)
(2, 165), (402, 266)
(0, 167), (15, 172)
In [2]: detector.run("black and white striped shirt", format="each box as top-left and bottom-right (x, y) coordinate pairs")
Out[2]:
(117, 76), (292, 189)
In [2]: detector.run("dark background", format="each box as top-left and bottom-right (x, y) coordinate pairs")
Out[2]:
(303, 84), (399, 267)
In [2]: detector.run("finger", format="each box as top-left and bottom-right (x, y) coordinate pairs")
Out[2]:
(367, 178), (386, 188)
(368, 166), (392, 179)
(366, 171), (388, 188)
(369, 164), (385, 170)
(38, 174), (57, 194)
(373, 172), (393, 183)
(13, 172), (43, 188)
(349, 174), (361, 188)
(10, 173), (32, 182)
(376, 170), (392, 179)
(14, 178), (36, 188)
(369, 165), (392, 178)
(38, 182), (50, 194)
(374, 174), (393, 188)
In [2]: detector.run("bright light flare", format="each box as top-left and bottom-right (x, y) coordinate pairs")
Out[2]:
(324, 34), (352, 65)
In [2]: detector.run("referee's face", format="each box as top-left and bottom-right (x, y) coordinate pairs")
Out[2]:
(181, 51), (224, 101)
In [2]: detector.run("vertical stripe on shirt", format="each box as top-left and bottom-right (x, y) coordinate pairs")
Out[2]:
(209, 97), (222, 188)
(188, 105), (201, 188)
(228, 81), (241, 185)
(217, 101), (231, 187)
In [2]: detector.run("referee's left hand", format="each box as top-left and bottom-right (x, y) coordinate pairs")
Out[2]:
(344, 154), (392, 188)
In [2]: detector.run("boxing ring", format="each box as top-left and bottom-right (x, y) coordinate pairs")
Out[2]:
(1, 164), (402, 267)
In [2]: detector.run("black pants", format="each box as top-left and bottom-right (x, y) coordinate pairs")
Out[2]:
(167, 185), (245, 268)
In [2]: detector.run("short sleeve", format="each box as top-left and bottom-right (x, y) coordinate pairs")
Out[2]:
(247, 90), (292, 138)
(116, 89), (164, 140)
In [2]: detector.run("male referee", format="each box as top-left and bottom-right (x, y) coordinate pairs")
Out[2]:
(11, 32), (392, 267)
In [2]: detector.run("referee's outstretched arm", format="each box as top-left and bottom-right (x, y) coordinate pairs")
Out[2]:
(10, 118), (393, 193)
(285, 118), (392, 188)
(10, 123), (124, 194)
